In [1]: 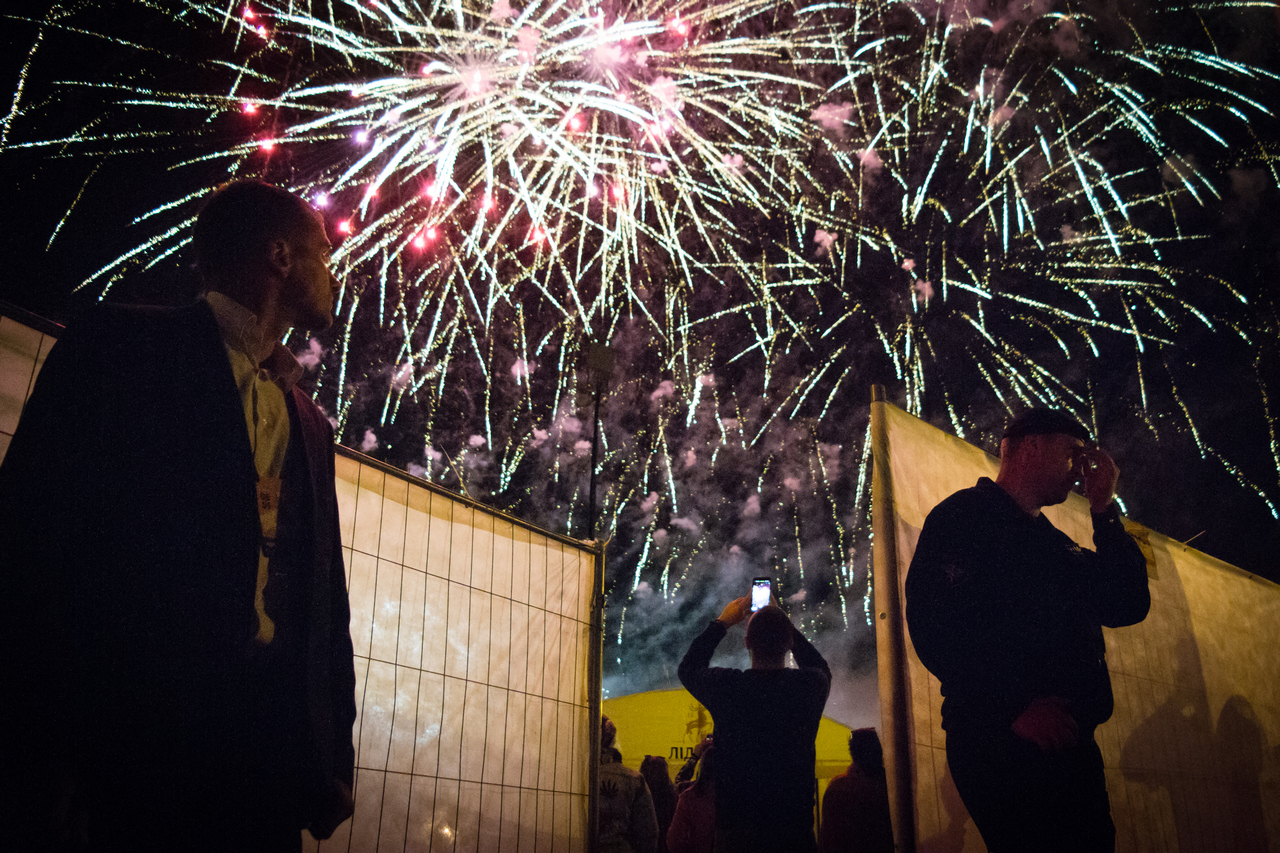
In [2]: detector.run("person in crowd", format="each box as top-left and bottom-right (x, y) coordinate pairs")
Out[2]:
(905, 408), (1150, 852)
(675, 735), (713, 794)
(667, 745), (718, 853)
(641, 754), (679, 853)
(0, 179), (356, 851)
(678, 598), (832, 852)
(819, 728), (893, 853)
(600, 716), (660, 853)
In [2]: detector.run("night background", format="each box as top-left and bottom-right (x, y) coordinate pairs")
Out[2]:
(2, 0), (1277, 723)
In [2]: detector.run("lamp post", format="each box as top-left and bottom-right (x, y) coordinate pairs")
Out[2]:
(581, 341), (615, 540)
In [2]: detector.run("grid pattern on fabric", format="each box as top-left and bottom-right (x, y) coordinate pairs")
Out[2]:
(0, 314), (57, 466)
(877, 401), (1280, 853)
(308, 453), (595, 852)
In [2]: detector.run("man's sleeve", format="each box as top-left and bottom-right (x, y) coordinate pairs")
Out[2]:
(0, 311), (105, 702)
(322, 436), (357, 788)
(790, 626), (832, 699)
(1086, 504), (1150, 628)
(677, 620), (729, 708)
(0, 311), (108, 838)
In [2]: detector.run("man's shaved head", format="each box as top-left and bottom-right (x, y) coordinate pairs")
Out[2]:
(193, 180), (321, 285)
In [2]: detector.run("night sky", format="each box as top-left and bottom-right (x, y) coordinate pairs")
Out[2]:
(2, 0), (1277, 708)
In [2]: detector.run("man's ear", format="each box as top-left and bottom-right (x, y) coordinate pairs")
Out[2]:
(266, 236), (293, 275)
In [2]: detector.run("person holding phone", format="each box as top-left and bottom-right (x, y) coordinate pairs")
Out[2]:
(677, 586), (831, 853)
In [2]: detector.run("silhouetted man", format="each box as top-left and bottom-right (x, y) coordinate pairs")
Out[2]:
(906, 408), (1150, 852)
(1, 180), (356, 851)
(678, 599), (831, 853)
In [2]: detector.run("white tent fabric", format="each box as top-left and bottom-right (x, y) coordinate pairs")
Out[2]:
(318, 452), (597, 852)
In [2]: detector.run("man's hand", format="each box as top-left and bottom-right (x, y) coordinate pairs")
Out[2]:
(1080, 447), (1119, 513)
(1012, 697), (1078, 751)
(716, 596), (753, 627)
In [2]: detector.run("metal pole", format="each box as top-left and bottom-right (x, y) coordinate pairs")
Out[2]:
(586, 540), (606, 852)
(870, 384), (916, 852)
(581, 342), (614, 541)
(588, 384), (601, 540)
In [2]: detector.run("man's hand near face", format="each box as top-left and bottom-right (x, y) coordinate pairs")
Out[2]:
(1080, 447), (1120, 513)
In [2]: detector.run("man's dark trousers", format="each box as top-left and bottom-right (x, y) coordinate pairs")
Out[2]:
(947, 725), (1115, 853)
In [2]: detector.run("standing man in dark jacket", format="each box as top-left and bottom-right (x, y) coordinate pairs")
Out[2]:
(905, 408), (1150, 853)
(678, 599), (831, 853)
(0, 180), (356, 851)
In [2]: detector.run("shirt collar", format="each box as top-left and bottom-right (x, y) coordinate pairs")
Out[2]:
(204, 291), (304, 393)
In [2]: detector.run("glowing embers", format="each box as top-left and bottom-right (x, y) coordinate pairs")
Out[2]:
(412, 226), (440, 249)
(424, 181), (448, 202)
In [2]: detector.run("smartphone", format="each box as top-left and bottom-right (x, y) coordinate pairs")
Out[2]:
(751, 577), (771, 612)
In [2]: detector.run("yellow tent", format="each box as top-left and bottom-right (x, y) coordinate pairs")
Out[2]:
(601, 687), (857, 808)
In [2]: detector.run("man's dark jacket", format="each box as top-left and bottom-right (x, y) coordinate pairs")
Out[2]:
(905, 477), (1150, 732)
(0, 301), (356, 841)
(678, 620), (831, 851)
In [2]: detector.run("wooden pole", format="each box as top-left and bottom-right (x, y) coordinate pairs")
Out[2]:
(870, 385), (916, 851)
(586, 540), (606, 852)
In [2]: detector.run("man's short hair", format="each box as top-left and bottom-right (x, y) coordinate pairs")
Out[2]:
(848, 728), (884, 772)
(745, 605), (794, 658)
(1002, 408), (1090, 446)
(193, 180), (318, 284)
(601, 715), (617, 750)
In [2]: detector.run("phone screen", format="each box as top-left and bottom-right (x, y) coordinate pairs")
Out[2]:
(751, 578), (771, 612)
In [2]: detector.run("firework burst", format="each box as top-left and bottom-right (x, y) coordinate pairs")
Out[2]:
(4, 0), (1280, 691)
(749, 0), (1280, 515)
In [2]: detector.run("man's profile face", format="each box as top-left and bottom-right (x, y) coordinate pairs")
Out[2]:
(1027, 432), (1086, 506)
(282, 211), (340, 332)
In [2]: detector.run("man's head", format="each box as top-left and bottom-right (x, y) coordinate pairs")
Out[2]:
(847, 728), (884, 772)
(998, 408), (1092, 509)
(744, 604), (794, 668)
(601, 715), (617, 751)
(193, 180), (338, 332)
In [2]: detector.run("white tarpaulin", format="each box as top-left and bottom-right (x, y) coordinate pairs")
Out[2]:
(318, 452), (599, 852)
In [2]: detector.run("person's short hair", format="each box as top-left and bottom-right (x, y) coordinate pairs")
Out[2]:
(745, 605), (794, 659)
(193, 180), (318, 284)
(1002, 408), (1090, 448)
(848, 727), (884, 772)
(601, 715), (617, 750)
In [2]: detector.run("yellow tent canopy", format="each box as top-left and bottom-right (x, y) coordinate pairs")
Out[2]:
(601, 687), (858, 808)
